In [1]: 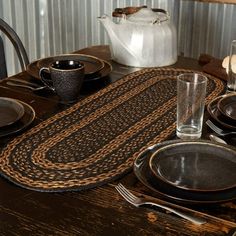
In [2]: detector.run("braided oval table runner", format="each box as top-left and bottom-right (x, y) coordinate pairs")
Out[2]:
(0, 68), (224, 192)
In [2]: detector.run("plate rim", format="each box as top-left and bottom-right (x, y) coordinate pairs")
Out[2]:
(0, 97), (25, 128)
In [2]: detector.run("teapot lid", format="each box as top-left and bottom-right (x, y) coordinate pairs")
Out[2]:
(127, 8), (169, 24)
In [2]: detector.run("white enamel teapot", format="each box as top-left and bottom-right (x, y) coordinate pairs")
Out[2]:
(98, 6), (177, 67)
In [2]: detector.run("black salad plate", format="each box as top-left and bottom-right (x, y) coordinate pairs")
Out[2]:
(0, 97), (25, 128)
(217, 93), (236, 121)
(134, 140), (236, 205)
(0, 100), (35, 137)
(37, 54), (104, 76)
(149, 141), (236, 192)
(207, 95), (236, 130)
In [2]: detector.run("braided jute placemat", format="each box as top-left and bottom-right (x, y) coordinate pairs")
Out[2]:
(0, 68), (225, 192)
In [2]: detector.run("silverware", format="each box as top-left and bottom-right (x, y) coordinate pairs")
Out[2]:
(7, 78), (43, 87)
(206, 120), (236, 136)
(6, 81), (46, 91)
(209, 134), (227, 144)
(115, 183), (206, 225)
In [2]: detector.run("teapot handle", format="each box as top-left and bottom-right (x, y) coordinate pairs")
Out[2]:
(152, 10), (170, 24)
(112, 6), (146, 17)
(112, 6), (169, 19)
(152, 9), (168, 15)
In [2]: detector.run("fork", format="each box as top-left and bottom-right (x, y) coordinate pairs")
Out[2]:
(115, 184), (206, 225)
(206, 119), (236, 136)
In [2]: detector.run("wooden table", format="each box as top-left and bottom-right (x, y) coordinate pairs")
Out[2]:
(0, 45), (236, 236)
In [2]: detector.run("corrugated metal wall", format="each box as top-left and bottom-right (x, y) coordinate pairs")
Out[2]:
(0, 0), (235, 76)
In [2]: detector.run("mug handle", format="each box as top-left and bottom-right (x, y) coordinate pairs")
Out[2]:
(39, 67), (55, 91)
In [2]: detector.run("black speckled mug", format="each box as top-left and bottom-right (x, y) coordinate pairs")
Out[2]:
(39, 60), (85, 103)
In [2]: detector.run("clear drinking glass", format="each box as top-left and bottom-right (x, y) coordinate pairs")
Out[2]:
(227, 40), (236, 92)
(176, 73), (208, 140)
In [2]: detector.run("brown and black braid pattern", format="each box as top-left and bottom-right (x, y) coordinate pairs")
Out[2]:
(0, 68), (224, 192)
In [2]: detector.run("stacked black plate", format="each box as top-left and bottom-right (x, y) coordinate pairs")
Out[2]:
(27, 54), (112, 83)
(207, 93), (236, 130)
(0, 97), (35, 137)
(134, 140), (236, 205)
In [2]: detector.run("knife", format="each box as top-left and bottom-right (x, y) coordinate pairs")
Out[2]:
(7, 78), (43, 88)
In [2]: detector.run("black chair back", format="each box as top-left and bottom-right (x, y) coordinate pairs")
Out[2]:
(0, 18), (29, 79)
(0, 35), (7, 79)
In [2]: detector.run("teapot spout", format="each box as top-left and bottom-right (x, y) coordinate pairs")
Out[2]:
(98, 15), (140, 66)
(98, 15), (118, 53)
(98, 15), (116, 34)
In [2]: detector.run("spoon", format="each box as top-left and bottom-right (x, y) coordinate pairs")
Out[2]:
(6, 81), (47, 91)
(209, 134), (227, 145)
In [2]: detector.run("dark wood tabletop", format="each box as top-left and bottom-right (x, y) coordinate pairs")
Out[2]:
(0, 45), (236, 236)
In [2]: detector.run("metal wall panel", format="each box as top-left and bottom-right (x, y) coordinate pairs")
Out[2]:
(0, 0), (235, 76)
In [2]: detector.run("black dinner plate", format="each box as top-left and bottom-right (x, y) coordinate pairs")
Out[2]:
(0, 97), (25, 128)
(0, 100), (35, 137)
(207, 95), (236, 130)
(134, 140), (236, 205)
(27, 58), (112, 82)
(217, 93), (236, 121)
(149, 141), (236, 192)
